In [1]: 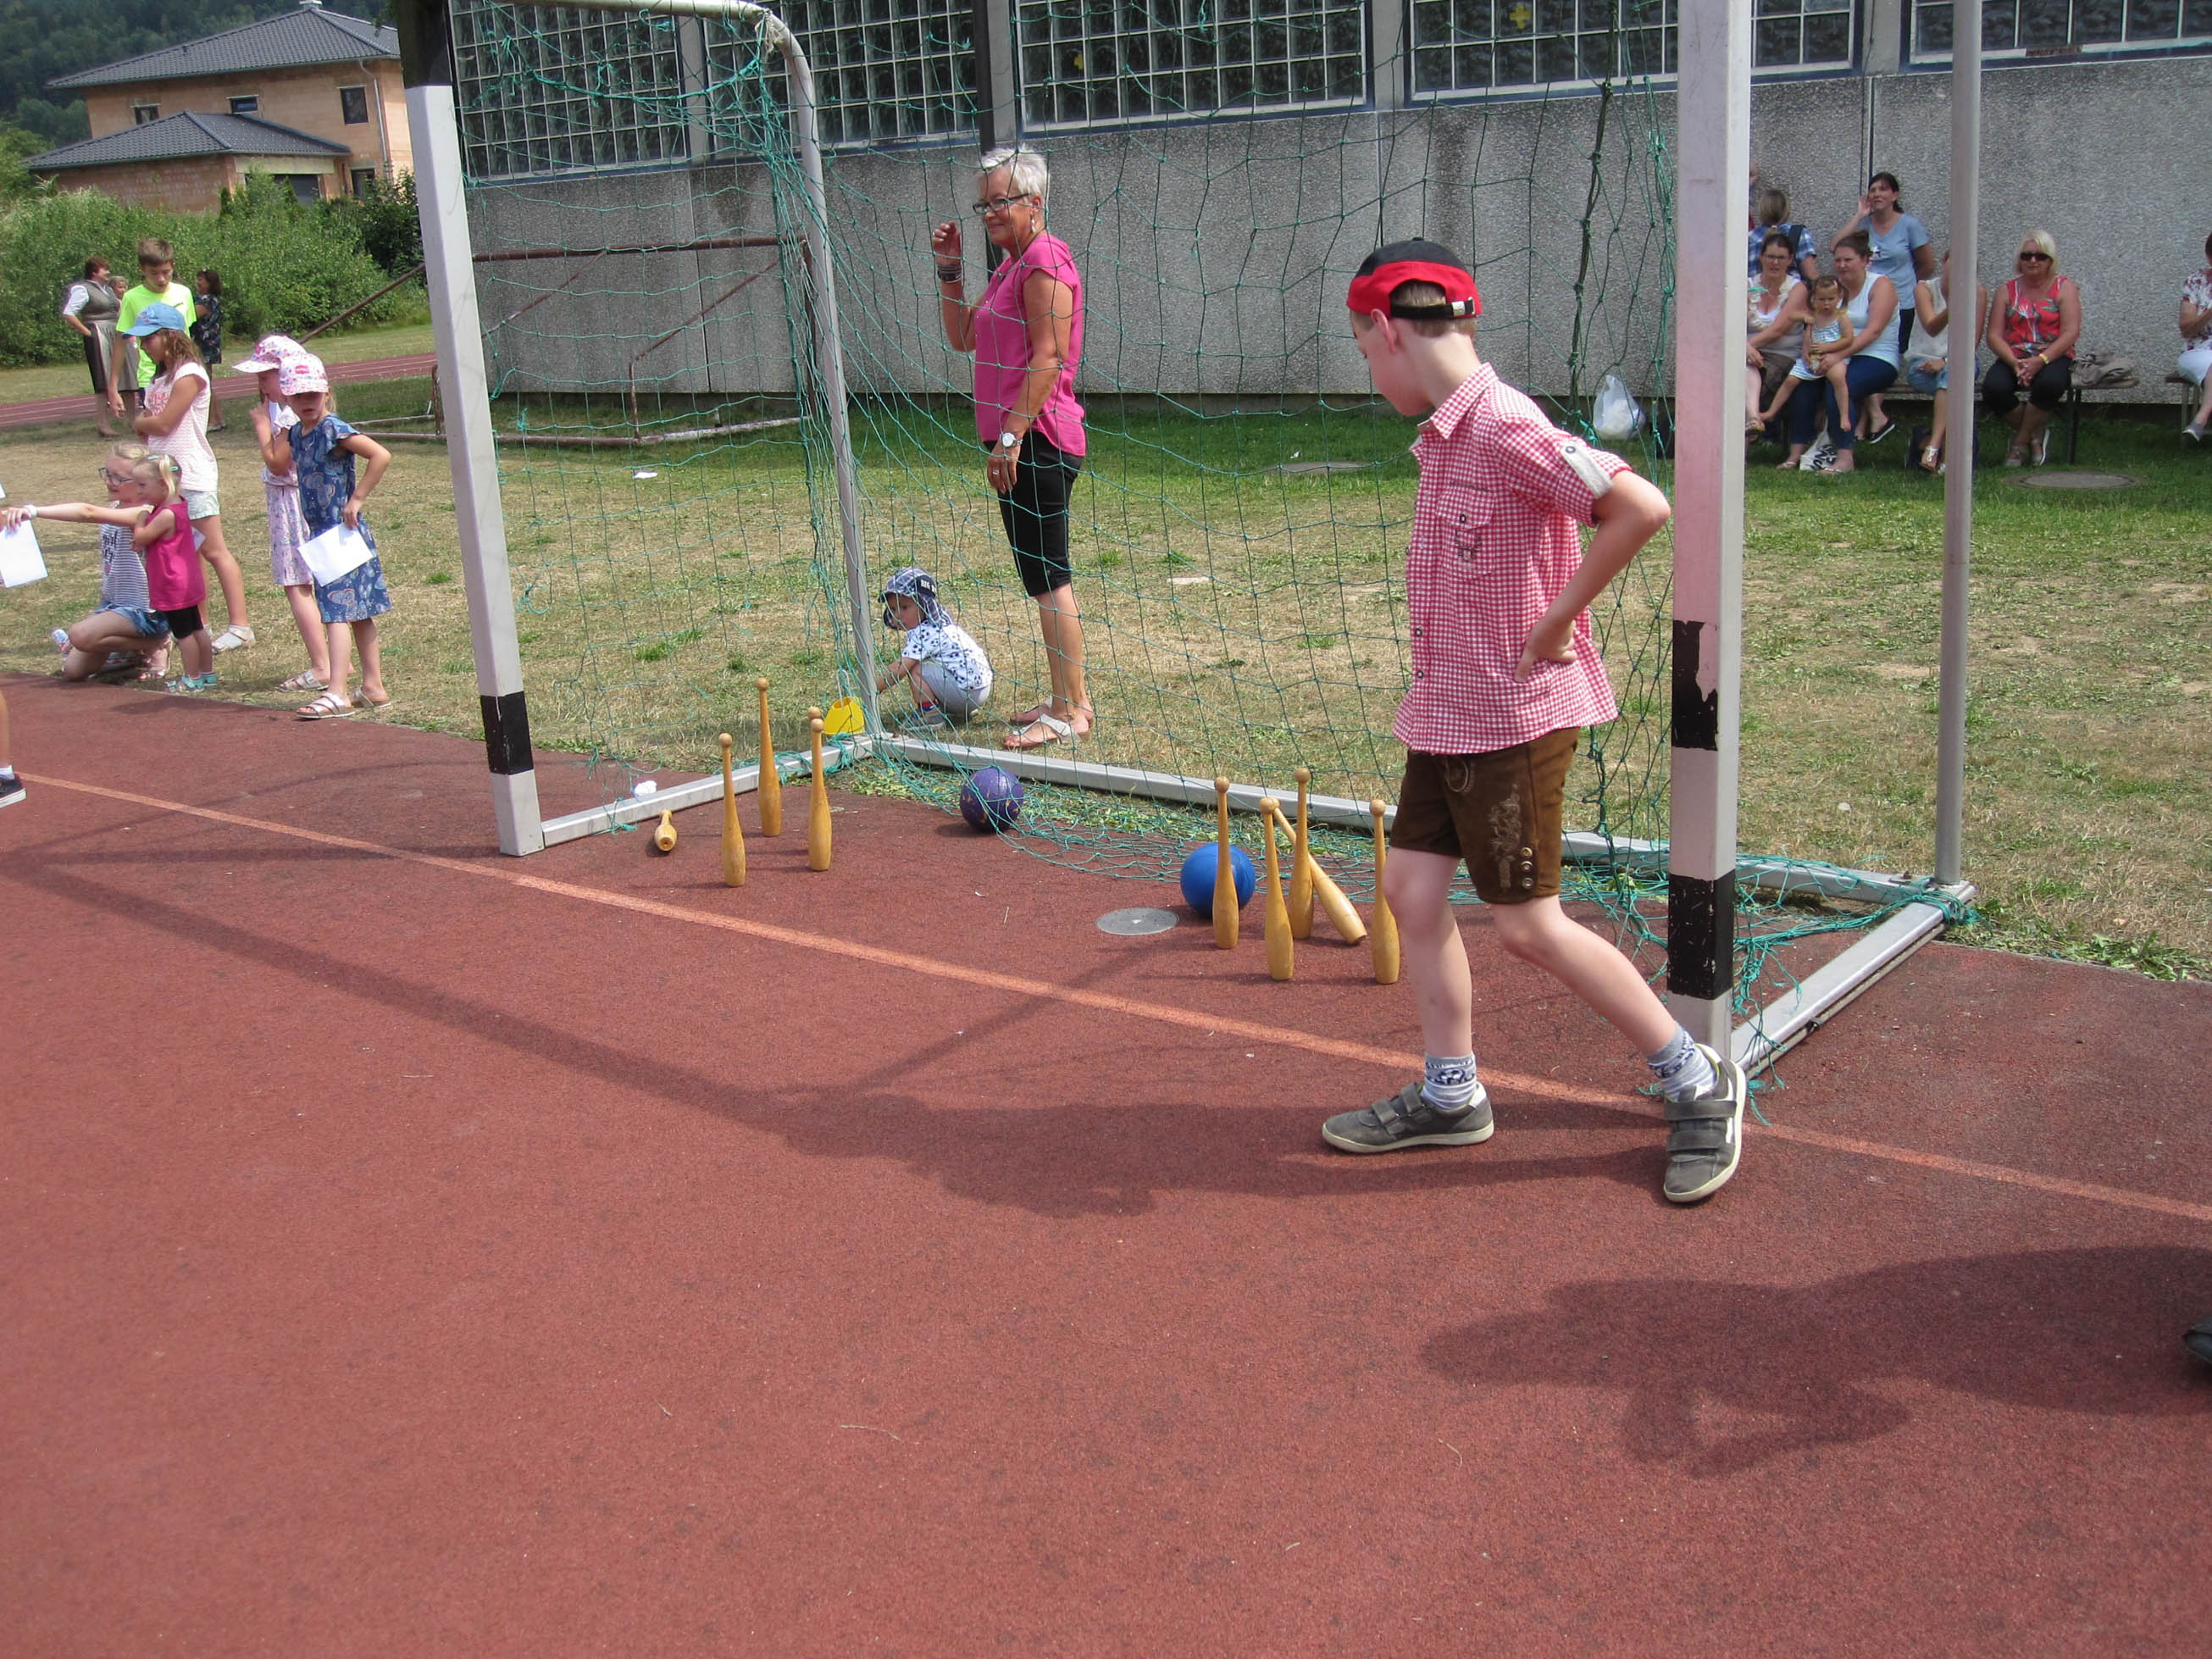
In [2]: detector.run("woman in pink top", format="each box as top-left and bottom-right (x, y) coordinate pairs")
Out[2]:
(1980, 227), (2082, 468)
(930, 147), (1091, 752)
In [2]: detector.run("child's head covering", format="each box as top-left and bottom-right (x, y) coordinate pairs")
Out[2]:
(236, 335), (305, 375)
(279, 354), (330, 396)
(880, 565), (946, 628)
(121, 301), (189, 336)
(1346, 240), (1482, 322)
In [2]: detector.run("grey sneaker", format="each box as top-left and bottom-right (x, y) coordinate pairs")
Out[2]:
(1661, 1045), (1747, 1204)
(0, 773), (23, 809)
(1322, 1080), (1494, 1155)
(2185, 421), (2206, 444)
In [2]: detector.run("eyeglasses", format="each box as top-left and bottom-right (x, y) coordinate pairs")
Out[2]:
(970, 194), (1033, 217)
(2018, 250), (2051, 262)
(97, 467), (131, 485)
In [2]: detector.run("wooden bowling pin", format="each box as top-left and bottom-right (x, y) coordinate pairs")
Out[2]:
(807, 715), (832, 871)
(1259, 798), (1294, 983)
(651, 808), (678, 854)
(1308, 860), (1368, 946)
(755, 677), (783, 836)
(1288, 767), (1315, 940)
(1368, 798), (1400, 985)
(1211, 776), (1238, 950)
(718, 732), (746, 886)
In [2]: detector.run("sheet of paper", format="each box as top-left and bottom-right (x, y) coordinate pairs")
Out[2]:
(0, 519), (47, 587)
(298, 523), (374, 585)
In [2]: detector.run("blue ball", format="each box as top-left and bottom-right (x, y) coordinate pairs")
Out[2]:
(1179, 842), (1257, 917)
(959, 765), (1025, 831)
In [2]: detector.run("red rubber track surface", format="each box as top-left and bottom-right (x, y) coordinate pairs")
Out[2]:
(3, 672), (2208, 1657)
(0, 355), (440, 433)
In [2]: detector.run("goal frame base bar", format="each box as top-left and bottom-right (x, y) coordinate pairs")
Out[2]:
(535, 735), (872, 848)
(876, 732), (1973, 1076)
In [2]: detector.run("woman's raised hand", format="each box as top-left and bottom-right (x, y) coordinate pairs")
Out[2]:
(931, 219), (962, 262)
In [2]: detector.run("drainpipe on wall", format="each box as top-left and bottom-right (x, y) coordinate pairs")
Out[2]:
(359, 57), (395, 186)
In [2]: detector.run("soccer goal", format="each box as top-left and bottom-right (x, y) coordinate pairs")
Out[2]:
(393, 0), (1978, 1069)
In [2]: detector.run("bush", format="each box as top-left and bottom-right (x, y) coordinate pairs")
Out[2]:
(319, 171), (422, 276)
(0, 173), (407, 368)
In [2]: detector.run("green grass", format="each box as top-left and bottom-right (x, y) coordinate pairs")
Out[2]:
(1, 402), (2204, 974)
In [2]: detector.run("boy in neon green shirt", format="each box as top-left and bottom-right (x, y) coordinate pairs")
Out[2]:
(109, 237), (195, 415)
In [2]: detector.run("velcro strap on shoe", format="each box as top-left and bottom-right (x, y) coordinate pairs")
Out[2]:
(1662, 1092), (1724, 1123)
(1666, 1118), (1732, 1154)
(1370, 1083), (1421, 1129)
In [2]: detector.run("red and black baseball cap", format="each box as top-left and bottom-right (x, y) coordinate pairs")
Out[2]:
(1346, 239), (1482, 321)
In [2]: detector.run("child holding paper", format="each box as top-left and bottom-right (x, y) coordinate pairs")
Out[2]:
(237, 336), (331, 691)
(270, 354), (394, 719)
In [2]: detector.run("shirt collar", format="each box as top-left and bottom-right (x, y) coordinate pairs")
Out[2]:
(1419, 363), (1495, 444)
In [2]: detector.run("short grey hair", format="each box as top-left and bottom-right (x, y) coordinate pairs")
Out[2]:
(978, 146), (1049, 203)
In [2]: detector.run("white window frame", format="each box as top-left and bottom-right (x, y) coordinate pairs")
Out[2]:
(747, 0), (979, 147)
(132, 103), (159, 124)
(1406, 0), (1855, 101)
(452, 3), (690, 180)
(1014, 0), (1369, 131)
(230, 93), (261, 115)
(1907, 0), (2212, 64)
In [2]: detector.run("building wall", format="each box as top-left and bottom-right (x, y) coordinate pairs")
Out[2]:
(49, 155), (241, 214)
(459, 53), (2212, 405)
(81, 61), (411, 186)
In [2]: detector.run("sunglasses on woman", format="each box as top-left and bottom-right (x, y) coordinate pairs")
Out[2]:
(2018, 250), (2051, 262)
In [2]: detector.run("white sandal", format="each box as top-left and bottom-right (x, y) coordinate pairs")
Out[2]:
(297, 691), (355, 720)
(1004, 713), (1073, 751)
(212, 624), (256, 652)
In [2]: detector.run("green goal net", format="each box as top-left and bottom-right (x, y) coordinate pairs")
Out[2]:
(441, 1), (1965, 1015)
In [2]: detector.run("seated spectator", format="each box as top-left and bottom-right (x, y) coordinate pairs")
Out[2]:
(1777, 230), (1899, 474)
(1904, 250), (1987, 475)
(2180, 230), (2212, 442)
(1982, 228), (2082, 468)
(1748, 186), (1819, 286)
(1746, 231), (1809, 437)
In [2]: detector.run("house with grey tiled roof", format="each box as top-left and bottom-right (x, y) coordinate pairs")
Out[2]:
(30, 1), (406, 212)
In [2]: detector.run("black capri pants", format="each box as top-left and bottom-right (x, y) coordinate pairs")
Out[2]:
(1982, 355), (2072, 418)
(996, 430), (1083, 598)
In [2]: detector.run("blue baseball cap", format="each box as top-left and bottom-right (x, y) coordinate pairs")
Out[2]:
(122, 302), (188, 336)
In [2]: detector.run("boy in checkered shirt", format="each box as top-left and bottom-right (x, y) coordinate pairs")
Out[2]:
(1322, 240), (1749, 1204)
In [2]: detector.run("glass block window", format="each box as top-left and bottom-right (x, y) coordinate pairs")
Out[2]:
(1016, 0), (1367, 127)
(758, 0), (978, 145)
(1911, 0), (2212, 59)
(452, 2), (690, 180)
(1411, 0), (1852, 95)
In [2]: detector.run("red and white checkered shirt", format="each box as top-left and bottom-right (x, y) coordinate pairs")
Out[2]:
(1392, 363), (1632, 755)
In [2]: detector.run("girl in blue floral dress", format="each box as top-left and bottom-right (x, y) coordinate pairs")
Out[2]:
(273, 354), (396, 719)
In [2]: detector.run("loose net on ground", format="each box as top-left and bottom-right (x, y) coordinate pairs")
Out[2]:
(447, 3), (1966, 1013)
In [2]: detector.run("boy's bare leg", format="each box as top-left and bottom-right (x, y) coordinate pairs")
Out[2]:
(1487, 897), (1677, 1052)
(1383, 846), (1474, 1057)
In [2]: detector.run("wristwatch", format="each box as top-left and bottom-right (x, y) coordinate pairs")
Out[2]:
(998, 430), (1022, 450)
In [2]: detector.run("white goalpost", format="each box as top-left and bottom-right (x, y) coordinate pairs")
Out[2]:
(396, 0), (1978, 1074)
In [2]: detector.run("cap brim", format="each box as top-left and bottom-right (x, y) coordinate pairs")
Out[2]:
(235, 357), (281, 373)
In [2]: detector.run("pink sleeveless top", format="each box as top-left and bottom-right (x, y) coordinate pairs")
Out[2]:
(138, 500), (204, 611)
(2000, 275), (2073, 359)
(972, 231), (1085, 455)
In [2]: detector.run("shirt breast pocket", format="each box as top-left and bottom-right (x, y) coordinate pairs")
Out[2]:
(1443, 490), (1500, 565)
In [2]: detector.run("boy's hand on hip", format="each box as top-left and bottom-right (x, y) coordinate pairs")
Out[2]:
(1515, 613), (1577, 681)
